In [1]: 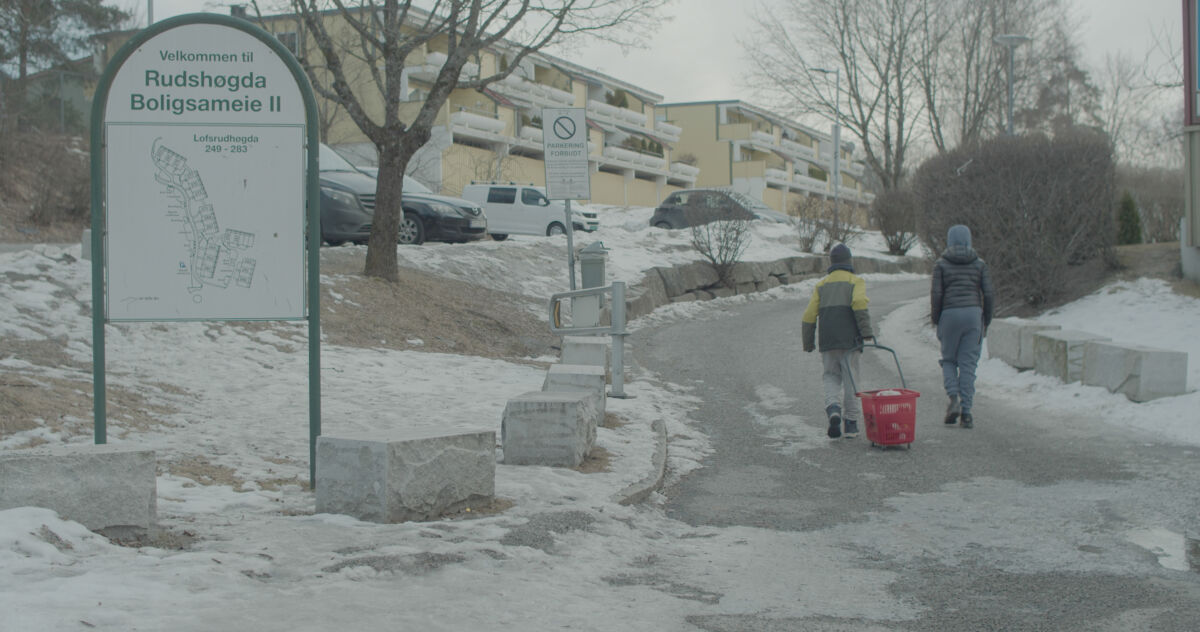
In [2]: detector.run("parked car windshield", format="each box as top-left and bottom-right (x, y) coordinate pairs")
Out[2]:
(318, 144), (359, 172)
(403, 177), (433, 194)
(727, 191), (793, 223)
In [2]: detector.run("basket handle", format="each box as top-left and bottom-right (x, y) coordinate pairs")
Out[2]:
(843, 341), (907, 392)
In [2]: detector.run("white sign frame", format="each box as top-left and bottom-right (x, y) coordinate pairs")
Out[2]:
(542, 107), (591, 200)
(101, 22), (307, 321)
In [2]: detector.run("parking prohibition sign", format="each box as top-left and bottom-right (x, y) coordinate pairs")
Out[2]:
(542, 108), (590, 200)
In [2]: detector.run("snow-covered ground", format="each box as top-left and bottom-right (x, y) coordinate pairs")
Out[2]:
(1, 206), (1197, 630)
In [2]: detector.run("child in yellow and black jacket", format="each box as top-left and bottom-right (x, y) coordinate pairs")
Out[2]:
(802, 243), (873, 438)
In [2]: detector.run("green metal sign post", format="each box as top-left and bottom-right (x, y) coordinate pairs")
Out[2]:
(89, 13), (323, 486)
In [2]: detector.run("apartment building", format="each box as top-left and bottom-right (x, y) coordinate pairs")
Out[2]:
(92, 9), (872, 212)
(657, 100), (873, 216)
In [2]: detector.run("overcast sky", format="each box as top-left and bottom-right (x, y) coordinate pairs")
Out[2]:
(130, 0), (1182, 103)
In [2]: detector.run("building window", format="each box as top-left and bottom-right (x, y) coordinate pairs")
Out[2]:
(277, 32), (298, 54)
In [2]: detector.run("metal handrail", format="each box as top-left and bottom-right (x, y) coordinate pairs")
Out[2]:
(548, 281), (630, 398)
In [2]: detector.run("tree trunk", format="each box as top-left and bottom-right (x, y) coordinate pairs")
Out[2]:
(363, 137), (410, 281)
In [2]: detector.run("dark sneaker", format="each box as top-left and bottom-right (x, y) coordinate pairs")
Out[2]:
(843, 419), (859, 438)
(961, 413), (974, 429)
(944, 395), (960, 425)
(827, 414), (842, 439)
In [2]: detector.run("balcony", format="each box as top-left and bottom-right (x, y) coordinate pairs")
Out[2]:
(751, 130), (775, 146)
(450, 110), (507, 139)
(654, 120), (682, 143)
(765, 167), (790, 186)
(780, 138), (817, 161)
(407, 51), (477, 83)
(670, 162), (700, 178)
(791, 174), (830, 194)
(602, 145), (641, 165)
(518, 126), (543, 144)
(586, 99), (647, 128)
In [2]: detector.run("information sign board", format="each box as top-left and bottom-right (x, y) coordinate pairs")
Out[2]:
(103, 23), (306, 321)
(542, 108), (591, 200)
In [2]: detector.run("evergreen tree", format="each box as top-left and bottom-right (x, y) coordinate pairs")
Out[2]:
(1116, 190), (1142, 245)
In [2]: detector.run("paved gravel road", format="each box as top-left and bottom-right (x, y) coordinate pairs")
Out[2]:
(631, 278), (1200, 631)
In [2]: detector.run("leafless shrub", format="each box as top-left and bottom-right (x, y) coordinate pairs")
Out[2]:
(0, 130), (90, 226)
(25, 133), (90, 224)
(690, 209), (752, 288)
(869, 188), (920, 255)
(790, 195), (860, 252)
(912, 128), (1116, 311)
(1116, 165), (1183, 243)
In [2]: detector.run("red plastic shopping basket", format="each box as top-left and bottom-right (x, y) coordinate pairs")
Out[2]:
(846, 343), (920, 449)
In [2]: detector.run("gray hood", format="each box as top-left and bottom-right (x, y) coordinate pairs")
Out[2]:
(942, 224), (978, 264)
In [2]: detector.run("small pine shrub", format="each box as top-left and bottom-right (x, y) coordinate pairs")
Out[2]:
(1116, 190), (1142, 245)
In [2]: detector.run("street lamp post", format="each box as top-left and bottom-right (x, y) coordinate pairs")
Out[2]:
(994, 33), (1031, 135)
(811, 67), (840, 230)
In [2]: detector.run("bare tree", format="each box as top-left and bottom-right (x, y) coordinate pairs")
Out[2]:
(917, 0), (1073, 151)
(251, 0), (668, 281)
(746, 0), (929, 192)
(690, 213), (753, 288)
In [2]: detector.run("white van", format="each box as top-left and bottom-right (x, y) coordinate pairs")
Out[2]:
(461, 183), (599, 241)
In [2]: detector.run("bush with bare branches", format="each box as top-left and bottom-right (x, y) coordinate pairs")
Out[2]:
(690, 210), (753, 288)
(0, 130), (90, 227)
(912, 129), (1116, 311)
(790, 195), (860, 253)
(869, 188), (920, 255)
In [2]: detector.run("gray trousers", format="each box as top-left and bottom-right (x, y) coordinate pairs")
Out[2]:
(938, 306), (983, 413)
(821, 349), (861, 421)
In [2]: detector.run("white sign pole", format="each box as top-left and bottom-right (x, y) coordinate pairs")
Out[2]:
(542, 108), (591, 291)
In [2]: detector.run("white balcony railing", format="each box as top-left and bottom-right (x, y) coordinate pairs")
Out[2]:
(586, 99), (647, 128)
(792, 174), (829, 192)
(670, 162), (700, 178)
(518, 126), (543, 144)
(637, 154), (667, 170)
(751, 130), (775, 146)
(765, 167), (790, 183)
(602, 145), (640, 164)
(655, 120), (682, 138)
(450, 110), (506, 134)
(781, 138), (817, 161)
(587, 99), (620, 119)
(615, 108), (647, 127)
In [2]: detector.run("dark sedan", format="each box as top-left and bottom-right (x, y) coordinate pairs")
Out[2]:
(649, 188), (794, 230)
(318, 144), (486, 245)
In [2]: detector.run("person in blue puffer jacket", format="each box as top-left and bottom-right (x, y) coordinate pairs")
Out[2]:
(930, 225), (994, 429)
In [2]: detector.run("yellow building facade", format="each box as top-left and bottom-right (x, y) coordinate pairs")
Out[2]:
(93, 9), (874, 213)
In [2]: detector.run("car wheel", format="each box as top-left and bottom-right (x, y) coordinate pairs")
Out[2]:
(546, 222), (566, 236)
(653, 221), (672, 230)
(491, 234), (509, 241)
(398, 213), (425, 245)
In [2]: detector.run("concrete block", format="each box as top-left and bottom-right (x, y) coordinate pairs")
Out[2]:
(543, 363), (607, 416)
(988, 318), (1062, 369)
(561, 335), (610, 369)
(1082, 341), (1189, 402)
(316, 429), (495, 523)
(1033, 329), (1111, 383)
(0, 445), (156, 535)
(502, 391), (598, 467)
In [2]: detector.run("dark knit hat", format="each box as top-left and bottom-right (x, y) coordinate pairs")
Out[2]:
(830, 243), (851, 264)
(827, 243), (853, 273)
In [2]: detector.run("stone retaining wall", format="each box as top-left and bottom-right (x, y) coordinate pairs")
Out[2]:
(625, 254), (928, 320)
